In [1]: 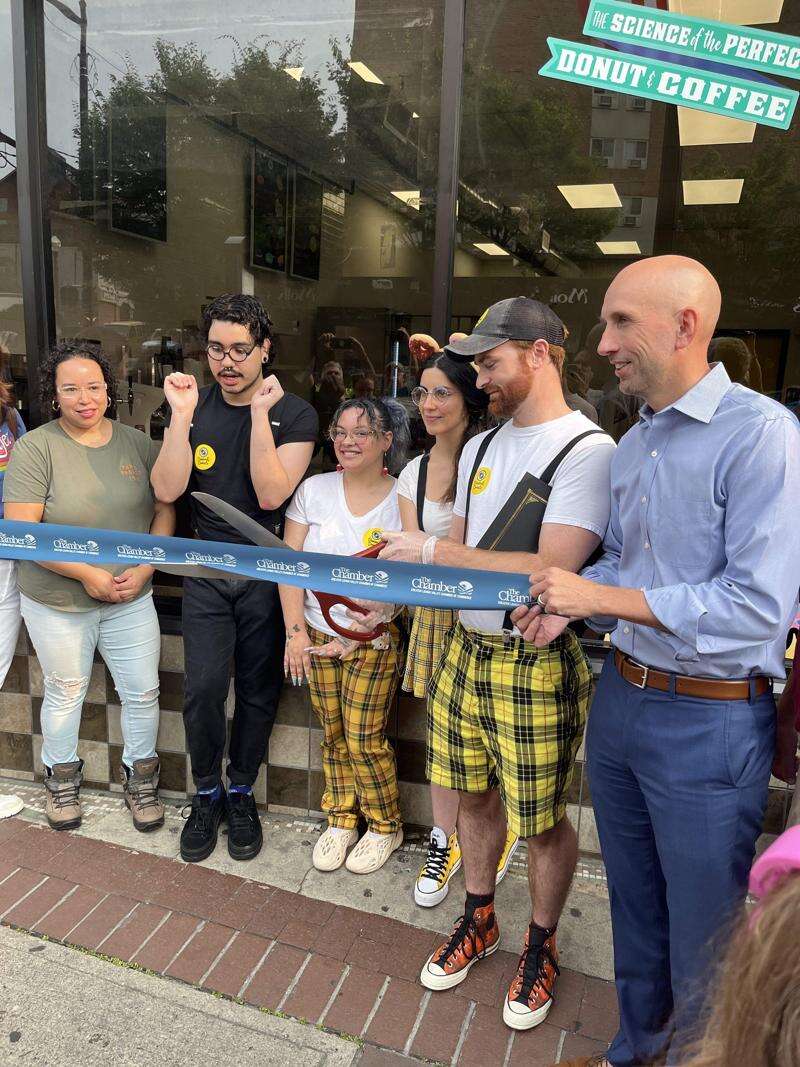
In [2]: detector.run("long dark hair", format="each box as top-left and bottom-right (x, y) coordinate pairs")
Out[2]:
(0, 379), (20, 437)
(330, 396), (409, 477)
(40, 340), (118, 420)
(420, 353), (490, 503)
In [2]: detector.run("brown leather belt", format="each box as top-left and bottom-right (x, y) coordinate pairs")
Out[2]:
(614, 650), (771, 701)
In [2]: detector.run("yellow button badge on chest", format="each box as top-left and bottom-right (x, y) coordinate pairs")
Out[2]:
(363, 527), (384, 548)
(194, 444), (216, 471)
(471, 467), (491, 495)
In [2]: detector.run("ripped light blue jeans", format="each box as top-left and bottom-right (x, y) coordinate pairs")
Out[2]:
(20, 591), (161, 770)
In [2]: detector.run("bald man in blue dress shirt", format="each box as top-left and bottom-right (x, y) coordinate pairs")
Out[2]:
(513, 256), (800, 1067)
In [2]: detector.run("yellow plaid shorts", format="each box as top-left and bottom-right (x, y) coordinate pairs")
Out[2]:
(427, 623), (591, 839)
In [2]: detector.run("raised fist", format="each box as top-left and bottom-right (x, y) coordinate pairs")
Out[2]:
(251, 374), (284, 416)
(163, 372), (199, 417)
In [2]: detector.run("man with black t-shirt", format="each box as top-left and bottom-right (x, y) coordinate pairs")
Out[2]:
(151, 294), (317, 862)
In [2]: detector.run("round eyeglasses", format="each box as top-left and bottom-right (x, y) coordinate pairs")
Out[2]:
(411, 385), (455, 407)
(206, 342), (258, 362)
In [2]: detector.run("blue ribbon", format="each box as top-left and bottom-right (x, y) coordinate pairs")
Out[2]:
(0, 519), (532, 612)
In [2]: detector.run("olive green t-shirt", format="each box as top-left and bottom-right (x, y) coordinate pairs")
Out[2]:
(3, 420), (159, 611)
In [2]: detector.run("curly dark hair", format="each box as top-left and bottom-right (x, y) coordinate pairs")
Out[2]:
(329, 396), (410, 476)
(202, 293), (275, 365)
(40, 340), (118, 420)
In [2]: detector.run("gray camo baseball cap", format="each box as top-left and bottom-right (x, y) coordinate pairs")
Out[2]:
(445, 297), (567, 361)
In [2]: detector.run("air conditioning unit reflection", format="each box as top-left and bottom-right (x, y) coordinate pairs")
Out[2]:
(631, 98), (647, 111)
(596, 93), (614, 108)
(622, 215), (639, 227)
(627, 158), (644, 168)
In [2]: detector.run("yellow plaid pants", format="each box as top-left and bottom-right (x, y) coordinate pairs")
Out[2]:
(308, 625), (402, 834)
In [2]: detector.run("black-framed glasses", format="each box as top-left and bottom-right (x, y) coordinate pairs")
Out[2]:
(411, 385), (455, 407)
(206, 342), (258, 362)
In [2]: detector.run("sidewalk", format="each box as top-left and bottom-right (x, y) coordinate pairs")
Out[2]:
(0, 785), (616, 1065)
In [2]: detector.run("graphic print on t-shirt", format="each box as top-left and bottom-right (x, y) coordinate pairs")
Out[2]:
(194, 443), (216, 471)
(0, 428), (14, 472)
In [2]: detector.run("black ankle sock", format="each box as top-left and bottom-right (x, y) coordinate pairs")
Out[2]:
(528, 920), (556, 946)
(464, 891), (494, 917)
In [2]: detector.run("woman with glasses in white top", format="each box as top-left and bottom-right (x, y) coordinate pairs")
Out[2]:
(398, 352), (519, 907)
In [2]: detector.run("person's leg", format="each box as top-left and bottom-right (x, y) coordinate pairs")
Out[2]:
(98, 593), (161, 766)
(587, 660), (672, 1067)
(97, 593), (164, 832)
(227, 579), (284, 787)
(0, 561), (21, 688)
(20, 594), (98, 830)
(525, 816), (578, 927)
(431, 784), (459, 836)
(642, 688), (776, 1063)
(181, 578), (236, 791)
(180, 578), (234, 861)
(307, 630), (357, 829)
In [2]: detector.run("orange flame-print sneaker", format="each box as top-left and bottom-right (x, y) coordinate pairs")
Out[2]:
(420, 902), (500, 991)
(503, 927), (560, 1030)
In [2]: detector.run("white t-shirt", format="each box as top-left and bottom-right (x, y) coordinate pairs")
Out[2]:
(453, 411), (615, 633)
(396, 454), (454, 539)
(285, 471), (401, 636)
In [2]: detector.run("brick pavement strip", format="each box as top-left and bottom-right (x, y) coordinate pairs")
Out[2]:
(282, 953), (347, 1022)
(322, 965), (387, 1036)
(166, 921), (236, 983)
(32, 883), (106, 939)
(67, 894), (139, 951)
(0, 817), (619, 1062)
(364, 978), (426, 1052)
(99, 903), (169, 963)
(202, 930), (272, 997)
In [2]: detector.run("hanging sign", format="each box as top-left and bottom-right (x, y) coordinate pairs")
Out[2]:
(540, 0), (800, 130)
(540, 38), (797, 130)
(584, 1), (800, 82)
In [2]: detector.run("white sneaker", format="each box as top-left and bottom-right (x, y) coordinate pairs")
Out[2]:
(345, 828), (404, 874)
(312, 826), (359, 871)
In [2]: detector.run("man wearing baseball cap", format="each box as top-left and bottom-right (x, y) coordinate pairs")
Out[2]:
(379, 297), (615, 1031)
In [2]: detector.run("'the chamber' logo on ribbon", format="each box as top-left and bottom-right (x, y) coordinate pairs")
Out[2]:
(185, 550), (237, 568)
(0, 531), (37, 549)
(412, 576), (475, 601)
(498, 586), (530, 606)
(117, 544), (167, 563)
(256, 558), (311, 577)
(54, 537), (99, 556)
(330, 565), (390, 589)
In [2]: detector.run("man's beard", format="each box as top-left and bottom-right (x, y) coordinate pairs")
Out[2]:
(487, 365), (534, 418)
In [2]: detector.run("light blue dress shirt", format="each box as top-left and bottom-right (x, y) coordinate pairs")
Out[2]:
(583, 363), (800, 679)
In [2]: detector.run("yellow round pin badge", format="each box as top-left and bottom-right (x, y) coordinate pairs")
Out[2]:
(194, 444), (216, 471)
(471, 466), (491, 495)
(362, 527), (384, 548)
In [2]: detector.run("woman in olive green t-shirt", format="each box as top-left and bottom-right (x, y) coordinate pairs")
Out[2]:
(3, 342), (175, 833)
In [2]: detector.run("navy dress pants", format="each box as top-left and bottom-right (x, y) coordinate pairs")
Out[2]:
(586, 657), (775, 1066)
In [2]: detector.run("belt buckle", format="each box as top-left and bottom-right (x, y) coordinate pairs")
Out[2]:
(628, 657), (649, 689)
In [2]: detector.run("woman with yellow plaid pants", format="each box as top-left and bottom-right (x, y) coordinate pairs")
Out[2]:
(280, 396), (408, 875)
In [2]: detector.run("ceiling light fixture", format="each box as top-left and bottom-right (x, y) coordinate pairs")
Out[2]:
(667, 1), (783, 26)
(682, 178), (744, 204)
(283, 66), (304, 81)
(678, 107), (756, 146)
(391, 190), (421, 210)
(597, 240), (642, 255)
(347, 61), (384, 84)
(558, 183), (622, 209)
(473, 242), (510, 256)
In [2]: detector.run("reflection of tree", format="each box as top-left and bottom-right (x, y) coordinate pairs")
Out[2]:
(458, 58), (618, 265)
(677, 143), (800, 300)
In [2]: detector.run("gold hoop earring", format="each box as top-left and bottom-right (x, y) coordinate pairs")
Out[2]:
(51, 399), (60, 414)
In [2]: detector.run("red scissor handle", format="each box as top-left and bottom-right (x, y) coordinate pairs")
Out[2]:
(313, 540), (389, 642)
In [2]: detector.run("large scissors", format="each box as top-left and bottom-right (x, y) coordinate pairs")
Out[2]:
(191, 492), (389, 642)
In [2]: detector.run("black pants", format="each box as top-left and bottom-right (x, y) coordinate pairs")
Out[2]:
(182, 576), (284, 790)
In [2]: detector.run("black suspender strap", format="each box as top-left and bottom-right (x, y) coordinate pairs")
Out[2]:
(538, 429), (606, 485)
(416, 453), (430, 530)
(463, 424), (503, 539)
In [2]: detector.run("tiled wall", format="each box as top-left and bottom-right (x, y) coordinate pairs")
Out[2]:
(0, 626), (793, 855)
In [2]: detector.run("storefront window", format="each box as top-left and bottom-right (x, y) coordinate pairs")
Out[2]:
(0, 0), (29, 420)
(453, 1), (800, 439)
(43, 0), (444, 444)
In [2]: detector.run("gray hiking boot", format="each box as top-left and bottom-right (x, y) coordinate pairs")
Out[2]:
(121, 756), (165, 832)
(44, 760), (83, 831)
